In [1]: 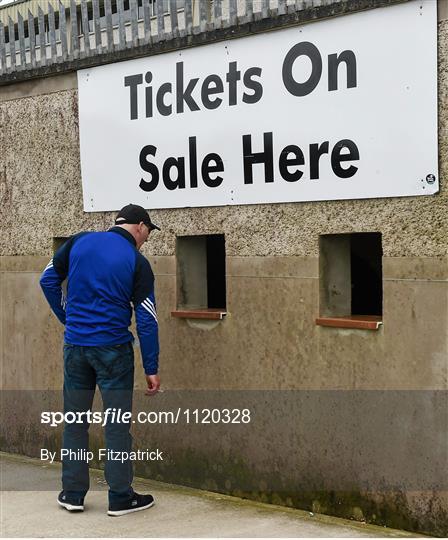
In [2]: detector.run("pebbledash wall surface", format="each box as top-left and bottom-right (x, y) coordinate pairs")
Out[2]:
(1, 0), (447, 536)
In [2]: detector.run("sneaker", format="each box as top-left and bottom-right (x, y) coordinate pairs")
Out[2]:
(107, 493), (155, 517)
(57, 491), (84, 512)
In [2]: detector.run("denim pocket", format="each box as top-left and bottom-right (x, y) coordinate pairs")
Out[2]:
(91, 343), (134, 382)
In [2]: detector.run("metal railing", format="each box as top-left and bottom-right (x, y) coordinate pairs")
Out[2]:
(0, 0), (344, 76)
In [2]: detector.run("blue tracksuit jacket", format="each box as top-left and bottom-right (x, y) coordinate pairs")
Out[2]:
(39, 226), (159, 375)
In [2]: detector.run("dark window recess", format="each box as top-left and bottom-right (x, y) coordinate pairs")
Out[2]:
(176, 234), (226, 311)
(350, 233), (382, 316)
(53, 237), (69, 252)
(206, 235), (226, 309)
(319, 232), (382, 318)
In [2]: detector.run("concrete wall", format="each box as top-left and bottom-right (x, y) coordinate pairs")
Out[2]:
(1, 7), (447, 537)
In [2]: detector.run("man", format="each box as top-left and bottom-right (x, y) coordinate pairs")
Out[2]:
(40, 204), (161, 517)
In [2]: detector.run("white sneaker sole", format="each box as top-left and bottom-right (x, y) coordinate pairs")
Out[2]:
(107, 500), (155, 517)
(57, 499), (84, 512)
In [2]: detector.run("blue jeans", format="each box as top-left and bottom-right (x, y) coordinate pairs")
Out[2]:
(62, 342), (134, 504)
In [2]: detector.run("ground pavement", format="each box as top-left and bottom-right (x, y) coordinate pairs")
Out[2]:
(0, 453), (419, 538)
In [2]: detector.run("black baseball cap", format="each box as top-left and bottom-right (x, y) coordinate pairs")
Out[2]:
(115, 204), (160, 231)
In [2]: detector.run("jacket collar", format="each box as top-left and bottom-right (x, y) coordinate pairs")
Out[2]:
(108, 226), (137, 247)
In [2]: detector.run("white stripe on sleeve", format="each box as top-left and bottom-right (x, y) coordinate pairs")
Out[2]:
(141, 301), (158, 323)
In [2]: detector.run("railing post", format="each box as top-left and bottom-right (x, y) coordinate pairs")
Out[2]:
(59, 1), (68, 61)
(261, 0), (269, 19)
(117, 0), (126, 50)
(80, 0), (91, 56)
(92, 0), (102, 54)
(48, 2), (58, 62)
(104, 0), (114, 51)
(156, 0), (165, 42)
(27, 10), (36, 67)
(70, 0), (80, 60)
(278, 0), (287, 16)
(228, 0), (238, 27)
(130, 0), (139, 48)
(184, 0), (193, 35)
(246, 0), (254, 24)
(213, 0), (222, 29)
(17, 13), (26, 68)
(37, 7), (47, 66)
(143, 0), (152, 44)
(8, 17), (16, 70)
(170, 0), (179, 38)
(199, 0), (207, 33)
(0, 23), (6, 75)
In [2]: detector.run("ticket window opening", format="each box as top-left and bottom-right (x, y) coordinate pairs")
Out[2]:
(174, 234), (226, 318)
(317, 232), (382, 329)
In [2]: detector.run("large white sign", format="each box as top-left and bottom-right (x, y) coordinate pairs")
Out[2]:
(78, 0), (438, 212)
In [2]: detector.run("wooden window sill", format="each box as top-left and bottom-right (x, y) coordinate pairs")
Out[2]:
(315, 315), (382, 330)
(171, 308), (227, 320)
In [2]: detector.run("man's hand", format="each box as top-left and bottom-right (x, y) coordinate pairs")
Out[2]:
(145, 374), (160, 396)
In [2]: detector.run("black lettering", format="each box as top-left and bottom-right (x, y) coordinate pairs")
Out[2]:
(331, 139), (359, 178)
(124, 74), (143, 120)
(226, 61), (241, 106)
(176, 62), (200, 113)
(189, 136), (198, 188)
(201, 75), (224, 110)
(162, 157), (186, 190)
(139, 145), (159, 192)
(282, 42), (322, 97)
(201, 154), (224, 187)
(242, 132), (274, 184)
(145, 71), (153, 118)
(328, 51), (357, 91)
(309, 141), (329, 180)
(279, 145), (304, 182)
(156, 82), (172, 116)
(242, 67), (263, 104)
